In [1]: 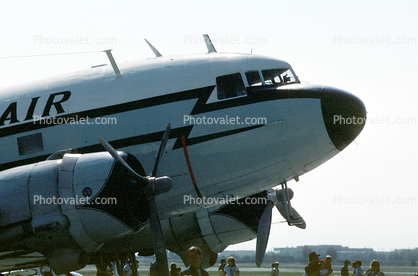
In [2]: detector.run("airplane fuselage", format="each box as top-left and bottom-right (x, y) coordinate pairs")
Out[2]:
(0, 51), (366, 272)
(0, 53), (365, 215)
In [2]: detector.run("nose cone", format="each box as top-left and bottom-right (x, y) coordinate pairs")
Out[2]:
(320, 87), (367, 151)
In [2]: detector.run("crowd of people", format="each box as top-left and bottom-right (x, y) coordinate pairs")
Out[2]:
(35, 245), (391, 276)
(166, 247), (241, 276)
(149, 247), (387, 276)
(303, 251), (385, 276)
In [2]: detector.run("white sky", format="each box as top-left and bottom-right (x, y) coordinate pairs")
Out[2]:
(1, 0), (417, 252)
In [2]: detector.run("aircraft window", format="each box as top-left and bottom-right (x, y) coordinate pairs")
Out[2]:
(216, 73), (247, 100)
(245, 71), (262, 86)
(17, 133), (44, 156)
(262, 68), (297, 85)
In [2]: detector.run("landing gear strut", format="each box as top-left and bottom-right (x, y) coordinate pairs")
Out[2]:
(96, 252), (138, 276)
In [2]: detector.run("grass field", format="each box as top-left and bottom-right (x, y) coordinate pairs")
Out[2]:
(77, 262), (418, 276)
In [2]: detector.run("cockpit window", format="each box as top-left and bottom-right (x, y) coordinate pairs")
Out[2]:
(262, 68), (297, 85)
(245, 71), (263, 86)
(216, 73), (246, 100)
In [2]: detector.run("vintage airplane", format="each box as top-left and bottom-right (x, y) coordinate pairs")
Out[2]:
(0, 35), (366, 276)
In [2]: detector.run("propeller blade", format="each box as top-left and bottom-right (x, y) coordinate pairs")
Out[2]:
(275, 203), (306, 229)
(99, 130), (172, 276)
(151, 123), (171, 177)
(148, 197), (169, 276)
(99, 137), (148, 186)
(255, 200), (274, 267)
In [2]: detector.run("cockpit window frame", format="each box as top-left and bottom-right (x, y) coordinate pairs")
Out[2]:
(245, 71), (263, 87)
(261, 68), (298, 86)
(216, 72), (247, 100)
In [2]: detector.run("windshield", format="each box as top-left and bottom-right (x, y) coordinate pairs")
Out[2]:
(261, 68), (298, 85)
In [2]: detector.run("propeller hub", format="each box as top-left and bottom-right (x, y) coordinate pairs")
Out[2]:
(146, 176), (173, 196)
(272, 188), (294, 202)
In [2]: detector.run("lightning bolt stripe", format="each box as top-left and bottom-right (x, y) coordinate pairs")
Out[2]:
(0, 84), (347, 171)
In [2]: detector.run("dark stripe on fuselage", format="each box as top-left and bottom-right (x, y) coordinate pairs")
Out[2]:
(0, 83), (365, 171)
(0, 85), (216, 138)
(0, 84), (354, 138)
(0, 124), (262, 171)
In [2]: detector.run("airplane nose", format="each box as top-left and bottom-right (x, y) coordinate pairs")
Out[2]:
(320, 87), (367, 151)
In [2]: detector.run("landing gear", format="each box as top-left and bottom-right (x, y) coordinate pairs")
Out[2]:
(96, 252), (138, 276)
(96, 262), (114, 276)
(117, 252), (138, 276)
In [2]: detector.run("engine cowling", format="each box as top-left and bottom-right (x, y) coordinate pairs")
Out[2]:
(0, 151), (149, 274)
(165, 192), (268, 267)
(59, 152), (149, 252)
(112, 192), (268, 268)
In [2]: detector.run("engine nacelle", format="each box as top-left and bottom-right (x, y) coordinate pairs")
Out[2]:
(0, 151), (148, 268)
(124, 192), (268, 268)
(167, 192), (268, 267)
(59, 152), (149, 252)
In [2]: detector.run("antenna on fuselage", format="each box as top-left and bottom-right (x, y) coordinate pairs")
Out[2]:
(144, 39), (163, 57)
(203, 34), (217, 53)
(104, 49), (122, 77)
